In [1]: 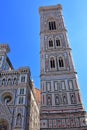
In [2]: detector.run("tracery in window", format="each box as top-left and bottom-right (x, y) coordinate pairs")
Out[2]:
(56, 39), (60, 46)
(49, 21), (56, 30)
(59, 57), (64, 67)
(49, 39), (53, 47)
(50, 57), (55, 68)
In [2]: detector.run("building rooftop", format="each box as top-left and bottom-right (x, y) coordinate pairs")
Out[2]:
(34, 88), (40, 104)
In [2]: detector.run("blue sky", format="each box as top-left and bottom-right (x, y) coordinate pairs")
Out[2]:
(0, 0), (87, 110)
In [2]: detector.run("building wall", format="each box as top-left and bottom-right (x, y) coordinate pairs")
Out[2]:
(39, 4), (87, 130)
(0, 44), (40, 130)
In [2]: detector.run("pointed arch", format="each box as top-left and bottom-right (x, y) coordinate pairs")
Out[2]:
(13, 77), (17, 85)
(7, 77), (12, 85)
(56, 39), (60, 46)
(2, 78), (6, 86)
(49, 39), (53, 47)
(55, 35), (62, 48)
(59, 57), (64, 67)
(48, 37), (54, 48)
(63, 95), (67, 104)
(50, 57), (56, 69)
(47, 95), (52, 105)
(55, 95), (60, 105)
(48, 17), (56, 30)
(16, 113), (22, 126)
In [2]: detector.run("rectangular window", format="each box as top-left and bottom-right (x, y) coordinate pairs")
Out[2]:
(21, 76), (25, 82)
(19, 97), (24, 104)
(20, 88), (24, 94)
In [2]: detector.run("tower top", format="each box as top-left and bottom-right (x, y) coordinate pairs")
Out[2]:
(0, 44), (10, 54)
(39, 4), (62, 13)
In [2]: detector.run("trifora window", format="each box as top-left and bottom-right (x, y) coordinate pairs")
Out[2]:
(49, 21), (56, 30)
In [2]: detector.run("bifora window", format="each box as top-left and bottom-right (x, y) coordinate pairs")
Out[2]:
(59, 57), (64, 67)
(49, 39), (53, 47)
(50, 57), (55, 68)
(49, 21), (56, 30)
(56, 39), (60, 46)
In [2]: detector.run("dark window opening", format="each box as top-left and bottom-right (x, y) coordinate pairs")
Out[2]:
(59, 57), (64, 67)
(56, 39), (60, 46)
(47, 96), (51, 105)
(49, 40), (53, 47)
(49, 21), (56, 30)
(50, 58), (55, 68)
(20, 88), (24, 95)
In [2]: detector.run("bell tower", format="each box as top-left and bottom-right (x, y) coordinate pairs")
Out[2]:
(39, 4), (87, 129)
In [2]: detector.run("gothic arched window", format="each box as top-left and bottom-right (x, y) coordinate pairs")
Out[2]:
(56, 39), (60, 46)
(16, 113), (22, 126)
(71, 94), (76, 104)
(59, 57), (64, 67)
(49, 21), (56, 30)
(55, 95), (59, 105)
(50, 57), (55, 68)
(8, 78), (12, 85)
(47, 96), (51, 105)
(13, 77), (17, 85)
(49, 39), (53, 47)
(2, 78), (6, 86)
(63, 95), (67, 104)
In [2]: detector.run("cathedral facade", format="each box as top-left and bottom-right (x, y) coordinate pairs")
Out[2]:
(0, 44), (40, 130)
(39, 4), (87, 130)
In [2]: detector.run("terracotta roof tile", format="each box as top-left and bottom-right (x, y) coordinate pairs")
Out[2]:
(34, 88), (40, 103)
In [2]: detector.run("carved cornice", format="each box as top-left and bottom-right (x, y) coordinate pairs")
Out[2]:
(0, 67), (30, 76)
(39, 4), (62, 13)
